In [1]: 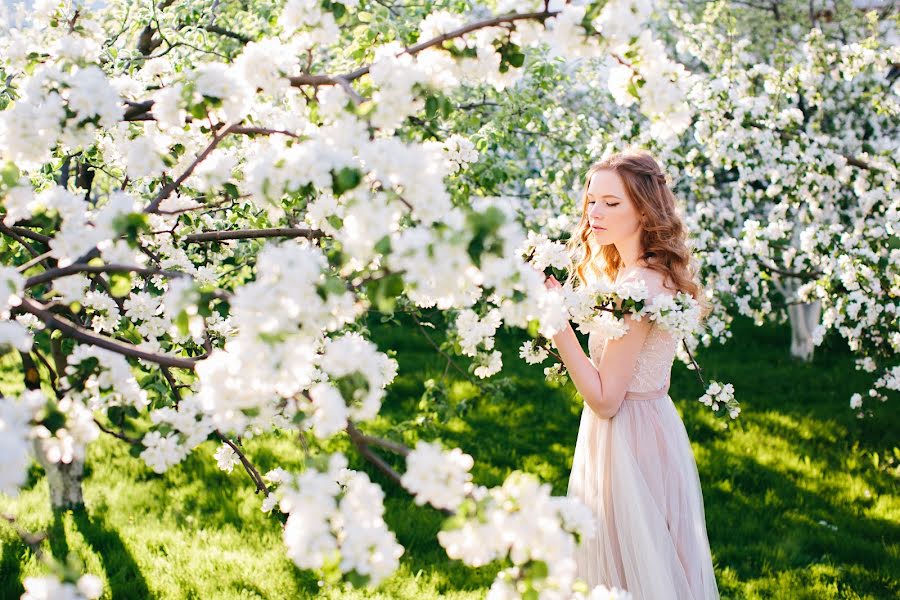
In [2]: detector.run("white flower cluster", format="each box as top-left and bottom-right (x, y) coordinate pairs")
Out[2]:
(418, 9), (465, 40)
(642, 292), (702, 340)
(443, 134), (480, 173)
(856, 365), (900, 411)
(698, 381), (740, 419)
(438, 471), (598, 599)
(368, 41), (430, 132)
(0, 318), (34, 352)
(280, 0), (345, 43)
(594, 2), (692, 138)
(32, 396), (99, 465)
(140, 395), (215, 474)
(260, 467), (291, 513)
(300, 382), (349, 439)
(455, 308), (503, 378)
(0, 390), (43, 496)
(0, 266), (25, 318)
(0, 267), (31, 352)
(64, 345), (148, 409)
(42, 188), (142, 268)
(521, 231), (570, 273)
(593, 312), (631, 340)
(616, 279), (651, 304)
(21, 573), (103, 600)
(279, 453), (404, 587)
(592, 0), (654, 52)
(567, 278), (649, 339)
(319, 332), (399, 422)
(543, 362), (568, 385)
(401, 441), (475, 511)
(195, 242), (365, 434)
(519, 340), (549, 365)
(214, 443), (240, 473)
(0, 64), (121, 168)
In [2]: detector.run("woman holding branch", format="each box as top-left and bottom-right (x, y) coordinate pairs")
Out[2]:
(544, 151), (720, 599)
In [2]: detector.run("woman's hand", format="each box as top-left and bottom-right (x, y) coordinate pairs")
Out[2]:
(543, 274), (562, 290)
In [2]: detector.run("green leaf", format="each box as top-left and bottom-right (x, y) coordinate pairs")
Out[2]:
(508, 52), (525, 68)
(440, 97), (454, 119)
(331, 167), (362, 196)
(528, 560), (549, 579)
(425, 95), (439, 119)
(112, 212), (151, 245)
(109, 272), (132, 297)
(374, 235), (391, 255)
(0, 162), (20, 189)
(174, 310), (190, 336)
(222, 182), (240, 199)
(188, 102), (207, 120)
(366, 273), (404, 313)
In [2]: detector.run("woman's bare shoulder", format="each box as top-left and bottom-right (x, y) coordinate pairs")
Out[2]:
(634, 265), (677, 298)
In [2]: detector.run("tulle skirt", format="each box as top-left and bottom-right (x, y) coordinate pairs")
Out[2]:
(567, 395), (720, 599)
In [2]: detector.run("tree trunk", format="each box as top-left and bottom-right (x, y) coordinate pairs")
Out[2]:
(773, 275), (822, 362)
(32, 439), (85, 510)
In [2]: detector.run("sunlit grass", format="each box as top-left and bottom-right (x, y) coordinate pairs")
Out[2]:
(1, 314), (898, 599)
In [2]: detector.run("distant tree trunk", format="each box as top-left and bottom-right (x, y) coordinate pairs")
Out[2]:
(20, 353), (85, 509)
(772, 275), (822, 362)
(31, 439), (85, 510)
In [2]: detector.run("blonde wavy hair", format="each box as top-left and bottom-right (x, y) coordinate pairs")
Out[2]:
(565, 150), (709, 317)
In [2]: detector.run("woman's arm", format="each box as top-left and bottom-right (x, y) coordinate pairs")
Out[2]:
(545, 273), (658, 419)
(549, 321), (605, 410)
(550, 313), (652, 419)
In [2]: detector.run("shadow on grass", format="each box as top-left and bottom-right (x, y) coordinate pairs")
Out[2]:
(704, 448), (900, 599)
(0, 538), (24, 600)
(69, 508), (151, 599)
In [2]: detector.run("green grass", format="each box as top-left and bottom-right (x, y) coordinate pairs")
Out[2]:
(1, 314), (898, 599)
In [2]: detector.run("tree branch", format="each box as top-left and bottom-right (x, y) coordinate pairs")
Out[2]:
(145, 123), (237, 213)
(183, 227), (325, 243)
(18, 297), (197, 370)
(25, 263), (191, 289)
(345, 421), (406, 488)
(289, 9), (559, 88)
(0, 224), (52, 245)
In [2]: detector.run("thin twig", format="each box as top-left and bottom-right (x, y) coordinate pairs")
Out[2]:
(410, 314), (481, 386)
(216, 432), (270, 495)
(93, 417), (141, 444)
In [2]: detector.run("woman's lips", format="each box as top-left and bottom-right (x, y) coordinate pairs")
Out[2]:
(591, 225), (606, 231)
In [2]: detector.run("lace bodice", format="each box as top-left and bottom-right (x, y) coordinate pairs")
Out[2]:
(588, 324), (678, 394)
(587, 267), (679, 394)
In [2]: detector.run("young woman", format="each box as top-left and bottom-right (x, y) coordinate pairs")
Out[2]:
(543, 151), (719, 599)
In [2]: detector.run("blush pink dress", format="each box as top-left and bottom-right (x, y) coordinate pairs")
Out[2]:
(567, 269), (720, 599)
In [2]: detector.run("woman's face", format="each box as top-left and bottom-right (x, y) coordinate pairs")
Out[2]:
(585, 169), (642, 246)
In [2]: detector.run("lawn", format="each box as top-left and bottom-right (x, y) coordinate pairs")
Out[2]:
(1, 312), (898, 599)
